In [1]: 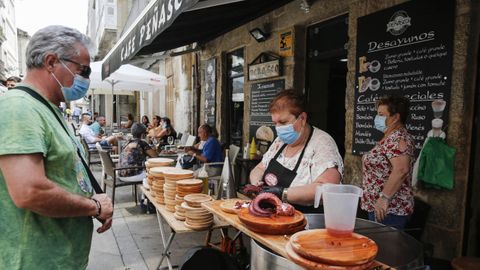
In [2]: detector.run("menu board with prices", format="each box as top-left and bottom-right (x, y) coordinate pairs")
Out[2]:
(249, 79), (284, 141)
(352, 0), (454, 155)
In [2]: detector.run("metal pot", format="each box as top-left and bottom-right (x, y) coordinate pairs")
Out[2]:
(250, 240), (303, 270)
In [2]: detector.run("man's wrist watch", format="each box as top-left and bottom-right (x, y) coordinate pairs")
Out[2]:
(281, 188), (288, 202)
(379, 192), (392, 201)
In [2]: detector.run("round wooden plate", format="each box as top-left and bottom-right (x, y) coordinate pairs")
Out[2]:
(181, 202), (207, 212)
(285, 242), (374, 270)
(163, 169), (194, 178)
(173, 212), (185, 221)
(184, 193), (212, 206)
(184, 221), (212, 231)
(289, 229), (378, 266)
(177, 179), (203, 186)
(148, 158), (175, 165)
(220, 199), (251, 214)
(237, 208), (305, 235)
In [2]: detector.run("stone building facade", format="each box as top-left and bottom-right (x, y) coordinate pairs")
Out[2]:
(188, 0), (479, 260)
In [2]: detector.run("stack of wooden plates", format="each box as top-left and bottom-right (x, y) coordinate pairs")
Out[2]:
(182, 193), (213, 230)
(163, 169), (194, 212)
(145, 158), (174, 191)
(285, 229), (378, 270)
(149, 167), (175, 204)
(173, 179), (203, 220)
(176, 179), (203, 196)
(173, 194), (186, 220)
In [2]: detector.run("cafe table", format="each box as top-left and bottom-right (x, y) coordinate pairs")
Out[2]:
(141, 187), (230, 270)
(202, 200), (425, 270)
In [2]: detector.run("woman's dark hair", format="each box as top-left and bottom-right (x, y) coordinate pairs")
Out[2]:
(377, 95), (410, 124)
(127, 113), (134, 121)
(131, 123), (147, 138)
(162, 117), (176, 136)
(153, 115), (161, 127)
(162, 117), (172, 127)
(199, 124), (213, 136)
(269, 89), (306, 117)
(142, 115), (150, 125)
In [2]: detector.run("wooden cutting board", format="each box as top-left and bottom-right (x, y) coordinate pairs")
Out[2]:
(289, 229), (378, 266)
(237, 208), (305, 235)
(285, 242), (374, 270)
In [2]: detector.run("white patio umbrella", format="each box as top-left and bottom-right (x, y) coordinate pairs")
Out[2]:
(88, 61), (166, 128)
(89, 61), (166, 93)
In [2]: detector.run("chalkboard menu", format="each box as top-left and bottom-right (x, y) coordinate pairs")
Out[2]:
(204, 58), (216, 126)
(352, 0), (454, 155)
(249, 79), (284, 139)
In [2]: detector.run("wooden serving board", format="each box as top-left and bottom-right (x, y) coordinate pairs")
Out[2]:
(238, 208), (305, 235)
(201, 200), (392, 269)
(285, 242), (374, 270)
(290, 229), (378, 266)
(220, 199), (250, 214)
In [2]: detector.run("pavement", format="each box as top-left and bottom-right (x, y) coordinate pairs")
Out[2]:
(86, 164), (226, 270)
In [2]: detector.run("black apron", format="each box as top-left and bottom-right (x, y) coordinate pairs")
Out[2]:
(261, 127), (322, 213)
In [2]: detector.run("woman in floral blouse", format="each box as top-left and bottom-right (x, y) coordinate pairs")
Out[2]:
(119, 123), (157, 178)
(361, 96), (415, 229)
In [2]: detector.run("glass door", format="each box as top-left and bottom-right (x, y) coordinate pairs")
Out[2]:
(226, 48), (245, 147)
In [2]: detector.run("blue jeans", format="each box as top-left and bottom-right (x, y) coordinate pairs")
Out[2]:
(368, 212), (410, 230)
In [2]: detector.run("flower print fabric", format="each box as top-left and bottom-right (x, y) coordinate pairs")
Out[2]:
(119, 139), (152, 177)
(361, 128), (415, 216)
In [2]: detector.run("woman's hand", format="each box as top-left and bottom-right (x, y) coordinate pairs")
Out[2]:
(373, 197), (389, 222)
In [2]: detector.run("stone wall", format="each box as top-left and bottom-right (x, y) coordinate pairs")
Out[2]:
(198, 0), (476, 259)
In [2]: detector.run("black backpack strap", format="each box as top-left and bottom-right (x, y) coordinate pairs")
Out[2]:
(14, 86), (104, 194)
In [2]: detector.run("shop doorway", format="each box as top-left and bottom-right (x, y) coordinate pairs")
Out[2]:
(305, 15), (348, 157)
(225, 48), (245, 147)
(465, 37), (480, 256)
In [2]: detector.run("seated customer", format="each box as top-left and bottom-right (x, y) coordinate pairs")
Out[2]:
(90, 115), (106, 136)
(123, 113), (134, 129)
(147, 115), (162, 140)
(141, 115), (150, 127)
(157, 117), (177, 147)
(186, 124), (224, 174)
(119, 123), (157, 180)
(79, 113), (117, 149)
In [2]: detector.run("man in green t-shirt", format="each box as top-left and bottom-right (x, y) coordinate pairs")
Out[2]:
(0, 26), (113, 269)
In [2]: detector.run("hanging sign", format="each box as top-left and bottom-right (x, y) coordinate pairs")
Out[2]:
(248, 52), (282, 81)
(204, 58), (216, 126)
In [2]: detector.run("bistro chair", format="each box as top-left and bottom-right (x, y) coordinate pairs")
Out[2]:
(185, 135), (197, 147)
(203, 144), (241, 195)
(96, 146), (144, 207)
(71, 122), (80, 137)
(80, 138), (100, 167)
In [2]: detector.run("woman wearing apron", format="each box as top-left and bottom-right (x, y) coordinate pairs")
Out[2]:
(249, 89), (344, 213)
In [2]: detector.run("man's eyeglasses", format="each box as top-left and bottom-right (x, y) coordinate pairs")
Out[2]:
(61, 58), (91, 78)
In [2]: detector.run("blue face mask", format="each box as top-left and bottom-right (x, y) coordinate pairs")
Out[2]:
(374, 115), (387, 132)
(52, 61), (90, 101)
(275, 118), (300, 145)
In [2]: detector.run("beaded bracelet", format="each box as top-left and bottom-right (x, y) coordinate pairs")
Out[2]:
(91, 198), (102, 218)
